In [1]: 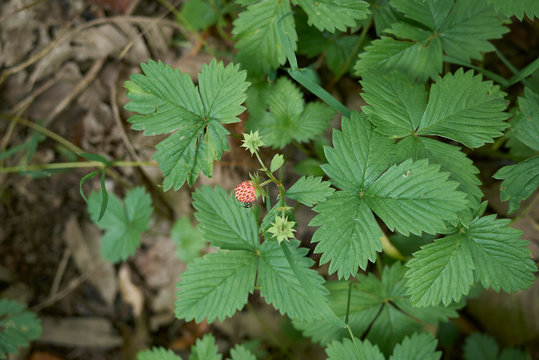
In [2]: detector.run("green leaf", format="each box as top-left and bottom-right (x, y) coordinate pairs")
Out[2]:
(293, 0), (370, 33)
(494, 156), (539, 214)
(171, 217), (205, 263)
(389, 333), (441, 360)
(175, 250), (257, 323)
(390, 0), (453, 30)
(270, 154), (284, 173)
(258, 239), (329, 321)
(88, 187), (153, 263)
(326, 337), (385, 360)
(286, 176), (334, 206)
(417, 69), (509, 148)
(322, 112), (394, 192)
(125, 59), (249, 190)
(463, 333), (499, 360)
(365, 158), (467, 236)
(406, 215), (536, 307)
(486, 0), (539, 21)
(233, 0), (297, 75)
(230, 345), (257, 360)
(193, 185), (259, 251)
(189, 334), (221, 360)
(360, 71), (427, 138)
(311, 191), (382, 277)
(247, 77), (334, 148)
(513, 88), (539, 151)
(180, 0), (218, 31)
(137, 347), (183, 360)
(0, 299), (42, 358)
(371, 0), (399, 35)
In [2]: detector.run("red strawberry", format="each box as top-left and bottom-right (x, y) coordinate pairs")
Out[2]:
(234, 180), (256, 207)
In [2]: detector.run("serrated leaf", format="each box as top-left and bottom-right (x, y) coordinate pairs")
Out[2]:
(233, 0), (297, 75)
(293, 0), (370, 33)
(247, 77), (334, 148)
(513, 88), (539, 151)
(270, 154), (284, 173)
(389, 333), (440, 360)
(0, 299), (42, 358)
(137, 347), (183, 360)
(372, 0), (399, 35)
(406, 215), (536, 307)
(493, 156), (539, 214)
(257, 240), (329, 321)
(391, 0), (452, 30)
(311, 191), (382, 277)
(365, 158), (467, 236)
(322, 112), (394, 192)
(189, 334), (221, 360)
(175, 250), (257, 323)
(125, 60), (248, 190)
(417, 69), (509, 148)
(286, 176), (334, 206)
(171, 217), (205, 263)
(463, 333), (499, 360)
(193, 185), (259, 251)
(486, 0), (539, 20)
(326, 337), (385, 360)
(230, 345), (256, 360)
(88, 187), (153, 263)
(360, 71), (427, 138)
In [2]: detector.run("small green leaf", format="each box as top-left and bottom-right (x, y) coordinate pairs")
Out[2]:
(180, 0), (218, 31)
(270, 154), (284, 173)
(0, 299), (42, 358)
(513, 87), (539, 151)
(137, 347), (183, 360)
(463, 333), (499, 360)
(389, 333), (441, 360)
(230, 345), (257, 360)
(88, 187), (153, 263)
(493, 156), (539, 214)
(189, 334), (221, 360)
(292, 0), (370, 33)
(79, 170), (100, 204)
(175, 250), (257, 323)
(485, 0), (539, 21)
(171, 217), (205, 263)
(286, 176), (334, 206)
(326, 337), (385, 360)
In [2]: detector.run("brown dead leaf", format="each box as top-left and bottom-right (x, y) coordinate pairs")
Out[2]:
(118, 264), (144, 317)
(38, 317), (123, 348)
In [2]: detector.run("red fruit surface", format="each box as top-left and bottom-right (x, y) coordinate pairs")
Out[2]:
(234, 181), (256, 204)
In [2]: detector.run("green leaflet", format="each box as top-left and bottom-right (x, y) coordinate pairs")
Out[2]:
(137, 347), (183, 360)
(0, 299), (42, 358)
(463, 333), (528, 360)
(355, 0), (508, 81)
(286, 175), (335, 206)
(171, 217), (205, 263)
(230, 345), (257, 360)
(292, 0), (370, 33)
(406, 215), (536, 307)
(494, 156), (539, 214)
(485, 0), (539, 20)
(513, 87), (539, 151)
(326, 337), (385, 360)
(125, 59), (249, 190)
(246, 77), (334, 148)
(189, 334), (221, 360)
(233, 0), (297, 76)
(88, 187), (153, 263)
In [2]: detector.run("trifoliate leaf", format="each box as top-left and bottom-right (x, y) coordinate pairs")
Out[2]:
(485, 0), (539, 20)
(0, 299), (42, 358)
(88, 187), (153, 263)
(326, 337), (385, 360)
(171, 217), (205, 263)
(355, 0), (508, 81)
(462, 332), (528, 360)
(230, 345), (257, 360)
(493, 156), (539, 214)
(360, 71), (427, 138)
(322, 112), (395, 192)
(247, 77), (334, 148)
(286, 176), (334, 206)
(293, 0), (370, 33)
(270, 154), (284, 173)
(137, 347), (183, 360)
(389, 333), (441, 360)
(311, 191), (383, 277)
(513, 88), (539, 151)
(417, 69), (509, 148)
(365, 158), (467, 236)
(406, 215), (536, 307)
(192, 185), (259, 251)
(175, 250), (257, 323)
(258, 239), (329, 321)
(233, 0), (297, 75)
(125, 59), (249, 190)
(189, 334), (221, 360)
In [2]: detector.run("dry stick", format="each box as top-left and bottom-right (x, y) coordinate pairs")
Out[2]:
(48, 247), (72, 300)
(0, 0), (46, 22)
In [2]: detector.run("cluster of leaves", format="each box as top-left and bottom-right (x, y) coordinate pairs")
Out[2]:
(0, 299), (42, 359)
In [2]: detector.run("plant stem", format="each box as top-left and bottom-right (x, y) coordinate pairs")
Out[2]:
(0, 160), (157, 173)
(345, 324), (364, 360)
(345, 280), (353, 325)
